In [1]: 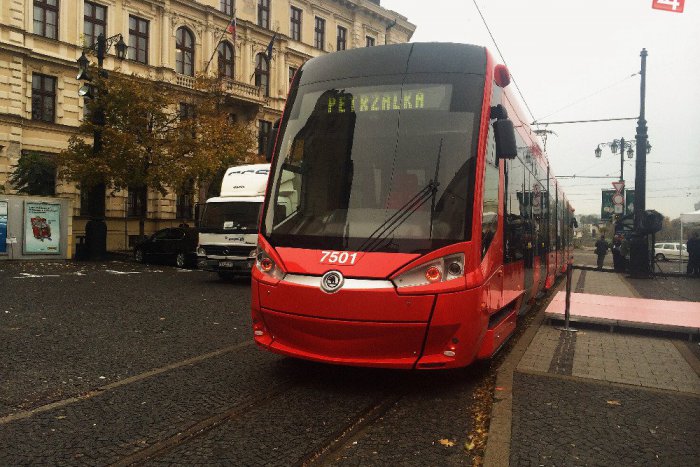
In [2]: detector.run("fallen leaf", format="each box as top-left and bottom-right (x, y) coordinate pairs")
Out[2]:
(464, 440), (475, 451)
(438, 439), (455, 447)
(607, 400), (621, 406)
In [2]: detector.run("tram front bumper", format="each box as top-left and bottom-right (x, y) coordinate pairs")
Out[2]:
(251, 276), (491, 370)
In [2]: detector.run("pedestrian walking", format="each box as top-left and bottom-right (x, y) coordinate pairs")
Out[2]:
(687, 232), (700, 277)
(612, 235), (624, 272)
(595, 234), (609, 270)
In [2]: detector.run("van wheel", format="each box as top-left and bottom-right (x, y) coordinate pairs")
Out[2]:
(654, 253), (665, 262)
(218, 272), (234, 280)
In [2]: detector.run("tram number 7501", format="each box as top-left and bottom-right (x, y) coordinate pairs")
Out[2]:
(320, 250), (358, 265)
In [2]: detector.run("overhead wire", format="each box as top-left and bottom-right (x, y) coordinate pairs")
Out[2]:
(533, 73), (639, 124)
(471, 0), (538, 127)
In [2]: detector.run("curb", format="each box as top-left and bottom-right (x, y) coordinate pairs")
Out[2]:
(482, 284), (562, 467)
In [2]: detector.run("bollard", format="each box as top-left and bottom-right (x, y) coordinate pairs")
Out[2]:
(557, 256), (577, 332)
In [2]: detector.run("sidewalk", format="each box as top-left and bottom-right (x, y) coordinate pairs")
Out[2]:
(485, 270), (700, 466)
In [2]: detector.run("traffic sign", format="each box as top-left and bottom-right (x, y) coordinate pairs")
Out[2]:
(612, 181), (625, 193)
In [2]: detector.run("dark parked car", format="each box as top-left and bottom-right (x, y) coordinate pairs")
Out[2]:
(134, 227), (198, 268)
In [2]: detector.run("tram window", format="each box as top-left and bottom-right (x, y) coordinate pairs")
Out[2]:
(481, 128), (499, 258)
(504, 157), (525, 262)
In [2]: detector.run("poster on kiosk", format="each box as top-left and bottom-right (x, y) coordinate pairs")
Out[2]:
(0, 200), (7, 254)
(23, 202), (61, 254)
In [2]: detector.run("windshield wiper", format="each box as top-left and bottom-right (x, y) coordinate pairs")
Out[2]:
(429, 138), (443, 238)
(358, 140), (444, 252)
(358, 181), (437, 252)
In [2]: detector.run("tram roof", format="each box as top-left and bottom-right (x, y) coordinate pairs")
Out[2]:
(299, 42), (487, 86)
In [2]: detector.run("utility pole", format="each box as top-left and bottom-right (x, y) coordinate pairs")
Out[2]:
(629, 48), (650, 277)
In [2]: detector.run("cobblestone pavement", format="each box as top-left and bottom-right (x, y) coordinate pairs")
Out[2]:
(0, 260), (487, 465)
(510, 371), (699, 466)
(502, 269), (700, 466)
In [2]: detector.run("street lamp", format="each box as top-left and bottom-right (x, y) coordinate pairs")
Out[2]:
(76, 33), (126, 259)
(594, 137), (638, 182)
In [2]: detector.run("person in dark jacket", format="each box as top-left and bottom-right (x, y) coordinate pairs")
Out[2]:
(595, 234), (609, 270)
(612, 235), (624, 272)
(687, 232), (700, 277)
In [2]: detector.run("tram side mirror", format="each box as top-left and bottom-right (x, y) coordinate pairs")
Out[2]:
(494, 118), (517, 160)
(265, 119), (281, 162)
(571, 218), (579, 228)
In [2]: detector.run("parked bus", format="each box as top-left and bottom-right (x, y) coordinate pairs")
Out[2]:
(251, 43), (574, 369)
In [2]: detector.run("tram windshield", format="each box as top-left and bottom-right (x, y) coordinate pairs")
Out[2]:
(263, 73), (484, 253)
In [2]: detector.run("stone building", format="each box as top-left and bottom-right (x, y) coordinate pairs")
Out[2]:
(0, 0), (414, 250)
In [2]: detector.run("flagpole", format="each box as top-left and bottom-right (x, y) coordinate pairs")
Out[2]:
(204, 9), (236, 74)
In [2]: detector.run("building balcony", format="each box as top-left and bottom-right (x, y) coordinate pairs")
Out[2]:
(174, 74), (268, 106)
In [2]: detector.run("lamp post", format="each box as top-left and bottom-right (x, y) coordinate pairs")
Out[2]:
(76, 33), (126, 259)
(629, 48), (651, 278)
(594, 137), (636, 183)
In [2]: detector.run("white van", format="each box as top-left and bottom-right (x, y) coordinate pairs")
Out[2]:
(197, 164), (295, 279)
(653, 242), (688, 261)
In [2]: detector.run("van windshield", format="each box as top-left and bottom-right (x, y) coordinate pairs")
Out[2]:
(199, 202), (262, 234)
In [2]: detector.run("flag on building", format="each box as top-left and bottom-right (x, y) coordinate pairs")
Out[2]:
(266, 33), (277, 60)
(226, 10), (237, 43)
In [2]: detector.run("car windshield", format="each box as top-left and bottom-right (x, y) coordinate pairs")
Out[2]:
(199, 202), (262, 234)
(262, 73), (483, 253)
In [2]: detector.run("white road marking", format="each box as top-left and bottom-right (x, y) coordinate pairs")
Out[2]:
(12, 273), (60, 279)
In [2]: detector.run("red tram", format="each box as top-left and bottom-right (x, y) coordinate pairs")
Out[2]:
(251, 43), (574, 369)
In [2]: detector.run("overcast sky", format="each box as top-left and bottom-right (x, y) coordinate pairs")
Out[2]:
(382, 0), (700, 218)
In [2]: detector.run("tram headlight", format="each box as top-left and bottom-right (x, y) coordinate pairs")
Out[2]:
(392, 253), (465, 289)
(255, 250), (285, 280)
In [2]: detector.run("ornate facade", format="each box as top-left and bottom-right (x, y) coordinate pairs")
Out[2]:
(0, 0), (414, 250)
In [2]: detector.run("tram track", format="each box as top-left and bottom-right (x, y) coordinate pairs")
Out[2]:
(110, 380), (298, 466)
(109, 370), (407, 466)
(299, 391), (405, 466)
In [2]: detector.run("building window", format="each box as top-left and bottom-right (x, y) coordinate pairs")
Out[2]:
(10, 151), (56, 196)
(254, 53), (270, 97)
(258, 120), (272, 155)
(127, 186), (146, 217)
(33, 0), (59, 39)
(218, 42), (234, 79)
(366, 36), (375, 47)
(176, 27), (195, 76)
(288, 66), (297, 88)
(179, 102), (195, 120)
(176, 180), (194, 220)
(314, 17), (325, 50)
(128, 15), (149, 64)
(220, 0), (234, 16)
(258, 0), (270, 29)
(31, 74), (56, 123)
(80, 188), (90, 216)
(336, 26), (347, 51)
(84, 1), (106, 47)
(290, 7), (302, 41)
